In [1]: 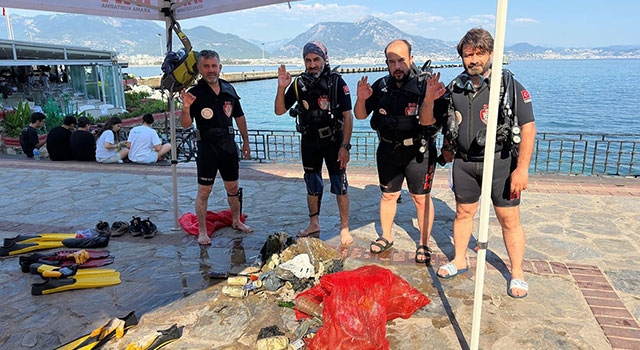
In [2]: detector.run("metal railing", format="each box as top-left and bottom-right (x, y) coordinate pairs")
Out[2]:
(235, 130), (639, 177)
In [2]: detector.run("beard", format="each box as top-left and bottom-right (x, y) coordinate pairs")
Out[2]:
(465, 60), (491, 77)
(392, 69), (410, 84)
(306, 64), (325, 79)
(204, 73), (219, 85)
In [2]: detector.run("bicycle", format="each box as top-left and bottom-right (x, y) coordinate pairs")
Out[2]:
(160, 124), (197, 163)
(160, 110), (197, 163)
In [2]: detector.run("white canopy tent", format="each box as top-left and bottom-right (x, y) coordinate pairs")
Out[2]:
(2, 1), (512, 348)
(1, 0), (297, 230)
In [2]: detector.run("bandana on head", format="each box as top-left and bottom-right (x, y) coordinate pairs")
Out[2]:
(303, 41), (328, 62)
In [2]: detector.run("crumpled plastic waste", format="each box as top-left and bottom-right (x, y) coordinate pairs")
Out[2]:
(281, 237), (342, 272)
(75, 228), (99, 239)
(260, 270), (285, 292)
(295, 265), (431, 350)
(277, 253), (315, 279)
(256, 325), (289, 350)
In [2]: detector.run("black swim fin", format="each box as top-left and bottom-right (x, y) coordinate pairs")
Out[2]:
(1, 233), (110, 257)
(55, 311), (138, 350)
(124, 324), (184, 350)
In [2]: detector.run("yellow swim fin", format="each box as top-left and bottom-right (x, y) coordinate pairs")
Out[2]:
(32, 271), (121, 295)
(0, 240), (66, 256)
(30, 263), (117, 278)
(55, 311), (138, 350)
(4, 233), (76, 245)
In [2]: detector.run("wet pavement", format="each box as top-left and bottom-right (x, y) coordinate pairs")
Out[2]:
(0, 155), (639, 349)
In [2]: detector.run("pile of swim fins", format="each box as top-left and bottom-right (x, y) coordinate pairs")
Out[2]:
(16, 248), (119, 295)
(54, 311), (183, 350)
(1, 232), (110, 256)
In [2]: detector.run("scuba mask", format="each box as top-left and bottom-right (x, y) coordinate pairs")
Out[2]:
(301, 65), (331, 91)
(454, 73), (485, 92)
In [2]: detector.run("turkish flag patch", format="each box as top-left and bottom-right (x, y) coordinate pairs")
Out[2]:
(521, 89), (531, 103)
(343, 85), (350, 95)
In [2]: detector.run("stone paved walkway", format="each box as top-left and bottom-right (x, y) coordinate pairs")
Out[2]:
(0, 156), (639, 349)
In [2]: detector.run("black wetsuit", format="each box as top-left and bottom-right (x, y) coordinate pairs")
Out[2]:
(446, 71), (535, 206)
(187, 78), (244, 186)
(364, 72), (438, 194)
(283, 68), (352, 194)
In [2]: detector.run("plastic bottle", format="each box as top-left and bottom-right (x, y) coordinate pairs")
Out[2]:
(294, 296), (323, 318)
(33, 148), (40, 160)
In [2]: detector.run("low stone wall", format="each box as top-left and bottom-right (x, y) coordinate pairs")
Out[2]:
(136, 66), (391, 89)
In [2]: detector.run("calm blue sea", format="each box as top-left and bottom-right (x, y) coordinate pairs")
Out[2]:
(125, 59), (640, 134)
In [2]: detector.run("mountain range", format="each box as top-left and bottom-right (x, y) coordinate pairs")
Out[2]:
(1, 14), (639, 63)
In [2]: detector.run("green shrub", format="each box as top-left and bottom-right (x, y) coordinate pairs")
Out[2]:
(125, 90), (151, 109)
(42, 97), (63, 133)
(4, 101), (32, 137)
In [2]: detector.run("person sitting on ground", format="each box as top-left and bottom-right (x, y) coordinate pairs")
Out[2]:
(46, 115), (76, 161)
(126, 113), (171, 164)
(95, 116), (129, 163)
(70, 116), (96, 161)
(19, 112), (47, 158)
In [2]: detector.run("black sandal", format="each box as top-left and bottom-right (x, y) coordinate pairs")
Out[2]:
(370, 237), (394, 254)
(415, 245), (432, 265)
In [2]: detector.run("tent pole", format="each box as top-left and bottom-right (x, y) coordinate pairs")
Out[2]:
(470, 1), (509, 349)
(166, 3), (180, 231)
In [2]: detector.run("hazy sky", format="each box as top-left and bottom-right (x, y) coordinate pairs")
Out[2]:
(184, 0), (639, 47)
(6, 0), (639, 47)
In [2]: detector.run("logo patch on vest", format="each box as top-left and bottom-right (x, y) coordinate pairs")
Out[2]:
(455, 110), (463, 125)
(223, 101), (233, 118)
(405, 103), (418, 116)
(480, 104), (488, 124)
(318, 95), (330, 111)
(521, 89), (531, 103)
(343, 85), (350, 95)
(201, 107), (214, 120)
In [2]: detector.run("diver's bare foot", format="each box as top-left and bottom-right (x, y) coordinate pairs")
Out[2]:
(232, 222), (253, 233)
(340, 228), (353, 245)
(197, 232), (211, 245)
(297, 225), (320, 238)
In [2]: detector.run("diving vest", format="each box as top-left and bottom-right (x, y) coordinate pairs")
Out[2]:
(291, 69), (341, 128)
(370, 64), (429, 142)
(443, 68), (519, 154)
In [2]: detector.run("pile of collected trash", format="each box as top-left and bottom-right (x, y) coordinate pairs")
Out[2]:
(217, 233), (431, 350)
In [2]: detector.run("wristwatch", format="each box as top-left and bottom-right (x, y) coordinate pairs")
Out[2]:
(341, 143), (352, 151)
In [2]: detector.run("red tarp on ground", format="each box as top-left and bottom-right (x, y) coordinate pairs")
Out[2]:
(179, 210), (247, 237)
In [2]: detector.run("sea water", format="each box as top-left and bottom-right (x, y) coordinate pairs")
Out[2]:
(126, 59), (640, 135)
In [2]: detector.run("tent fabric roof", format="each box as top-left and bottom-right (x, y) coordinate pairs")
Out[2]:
(0, 0), (296, 21)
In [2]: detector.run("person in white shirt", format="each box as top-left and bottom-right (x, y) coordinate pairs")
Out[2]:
(95, 116), (129, 163)
(126, 113), (171, 164)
